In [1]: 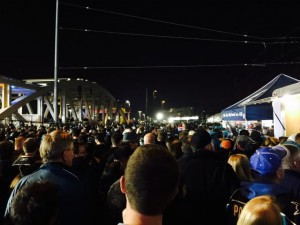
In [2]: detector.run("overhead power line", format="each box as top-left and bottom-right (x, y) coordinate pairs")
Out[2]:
(60, 1), (264, 41)
(60, 27), (264, 44)
(59, 61), (300, 70)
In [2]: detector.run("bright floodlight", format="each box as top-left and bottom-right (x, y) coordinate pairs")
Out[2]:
(156, 112), (163, 120)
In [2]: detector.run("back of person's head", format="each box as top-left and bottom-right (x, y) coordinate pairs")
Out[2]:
(14, 136), (26, 150)
(249, 130), (263, 144)
(235, 135), (250, 150)
(279, 136), (288, 144)
(264, 137), (279, 147)
(122, 144), (179, 215)
(39, 130), (72, 163)
(190, 128), (213, 151)
(143, 132), (156, 145)
(111, 131), (122, 147)
(250, 147), (283, 181)
(157, 130), (167, 142)
(23, 138), (39, 154)
(295, 132), (300, 144)
(281, 144), (300, 171)
(10, 181), (59, 225)
(237, 195), (282, 225)
(239, 129), (250, 136)
(181, 135), (192, 153)
(169, 139), (183, 159)
(228, 154), (253, 181)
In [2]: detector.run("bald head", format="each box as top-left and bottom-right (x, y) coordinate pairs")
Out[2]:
(143, 133), (156, 145)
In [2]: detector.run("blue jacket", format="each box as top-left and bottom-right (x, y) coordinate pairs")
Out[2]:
(5, 162), (86, 225)
(228, 181), (300, 225)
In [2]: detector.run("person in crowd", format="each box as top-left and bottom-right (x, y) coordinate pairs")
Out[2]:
(232, 135), (250, 155)
(277, 143), (300, 200)
(228, 154), (253, 182)
(12, 137), (41, 177)
(216, 138), (234, 161)
(179, 127), (240, 225)
(5, 130), (86, 225)
(168, 139), (183, 160)
(226, 147), (300, 224)
(119, 144), (180, 225)
(177, 135), (192, 162)
(106, 179), (126, 225)
(0, 140), (15, 224)
(244, 130), (263, 158)
(279, 136), (288, 144)
(9, 181), (59, 225)
(237, 195), (283, 225)
(11, 136), (26, 163)
(156, 129), (167, 147)
(295, 132), (300, 145)
(143, 132), (156, 145)
(263, 136), (279, 147)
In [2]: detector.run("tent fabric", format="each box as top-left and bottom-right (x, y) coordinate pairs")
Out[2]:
(221, 74), (299, 121)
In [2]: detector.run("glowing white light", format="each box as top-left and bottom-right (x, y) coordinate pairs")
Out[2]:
(156, 112), (163, 120)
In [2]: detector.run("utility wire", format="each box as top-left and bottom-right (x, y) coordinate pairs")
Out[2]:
(59, 64), (262, 70)
(61, 27), (300, 45)
(59, 61), (300, 70)
(60, 2), (264, 41)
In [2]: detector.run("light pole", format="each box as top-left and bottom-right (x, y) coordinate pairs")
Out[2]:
(126, 100), (131, 121)
(152, 90), (157, 118)
(161, 100), (165, 110)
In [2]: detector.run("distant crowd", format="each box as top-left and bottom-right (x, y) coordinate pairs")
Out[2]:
(0, 120), (300, 225)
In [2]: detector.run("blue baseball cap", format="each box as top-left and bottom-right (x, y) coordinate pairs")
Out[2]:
(250, 147), (282, 176)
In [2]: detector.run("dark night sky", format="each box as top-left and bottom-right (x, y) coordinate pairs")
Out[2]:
(1, 1), (300, 118)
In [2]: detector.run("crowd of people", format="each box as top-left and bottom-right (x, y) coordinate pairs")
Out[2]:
(0, 120), (300, 225)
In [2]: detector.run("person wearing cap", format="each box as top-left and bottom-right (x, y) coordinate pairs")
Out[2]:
(226, 146), (300, 225)
(278, 143), (300, 201)
(244, 130), (264, 159)
(178, 127), (240, 225)
(231, 135), (250, 155)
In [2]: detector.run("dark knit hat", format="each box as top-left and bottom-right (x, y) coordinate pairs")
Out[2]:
(250, 130), (263, 144)
(191, 128), (212, 150)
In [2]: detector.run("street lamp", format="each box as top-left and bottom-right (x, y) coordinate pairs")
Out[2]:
(152, 90), (157, 119)
(125, 100), (131, 121)
(161, 100), (165, 110)
(138, 111), (142, 121)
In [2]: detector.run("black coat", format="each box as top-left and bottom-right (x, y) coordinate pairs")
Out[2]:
(178, 149), (240, 225)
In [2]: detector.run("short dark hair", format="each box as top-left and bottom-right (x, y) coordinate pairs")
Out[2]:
(124, 144), (179, 215)
(10, 181), (59, 225)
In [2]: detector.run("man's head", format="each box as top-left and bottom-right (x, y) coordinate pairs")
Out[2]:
(23, 137), (39, 154)
(120, 144), (179, 216)
(10, 181), (59, 225)
(39, 130), (74, 167)
(281, 144), (300, 172)
(190, 128), (213, 151)
(250, 147), (284, 181)
(143, 133), (156, 145)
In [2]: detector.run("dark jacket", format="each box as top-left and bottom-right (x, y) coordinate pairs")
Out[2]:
(5, 162), (86, 225)
(227, 181), (300, 225)
(280, 169), (300, 201)
(178, 149), (240, 225)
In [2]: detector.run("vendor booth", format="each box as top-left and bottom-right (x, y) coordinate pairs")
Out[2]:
(272, 81), (300, 137)
(221, 74), (299, 134)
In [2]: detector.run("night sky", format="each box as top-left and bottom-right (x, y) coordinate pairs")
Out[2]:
(1, 1), (300, 118)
